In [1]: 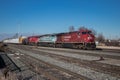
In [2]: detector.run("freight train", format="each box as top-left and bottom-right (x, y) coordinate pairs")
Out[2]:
(22, 29), (96, 49)
(3, 36), (26, 44)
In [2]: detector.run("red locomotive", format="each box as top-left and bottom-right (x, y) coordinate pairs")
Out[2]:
(22, 28), (96, 49)
(22, 36), (40, 45)
(27, 36), (40, 45)
(56, 29), (96, 49)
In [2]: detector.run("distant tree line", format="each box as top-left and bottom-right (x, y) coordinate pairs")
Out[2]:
(96, 33), (120, 46)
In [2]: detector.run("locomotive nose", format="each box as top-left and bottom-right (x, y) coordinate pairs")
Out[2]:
(88, 36), (92, 40)
(87, 34), (94, 42)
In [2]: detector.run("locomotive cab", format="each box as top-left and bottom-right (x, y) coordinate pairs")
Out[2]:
(79, 30), (96, 49)
(81, 31), (95, 42)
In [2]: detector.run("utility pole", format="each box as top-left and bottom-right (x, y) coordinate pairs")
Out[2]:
(17, 23), (20, 38)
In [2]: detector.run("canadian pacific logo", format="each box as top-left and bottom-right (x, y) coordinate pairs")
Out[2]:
(64, 36), (71, 38)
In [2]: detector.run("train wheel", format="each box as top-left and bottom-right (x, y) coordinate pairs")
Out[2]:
(53, 44), (56, 48)
(56, 44), (62, 48)
(78, 44), (83, 49)
(72, 44), (78, 49)
(83, 46), (87, 50)
(72, 45), (76, 49)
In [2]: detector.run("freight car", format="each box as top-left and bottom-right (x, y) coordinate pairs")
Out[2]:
(3, 36), (26, 44)
(3, 38), (20, 44)
(19, 36), (27, 43)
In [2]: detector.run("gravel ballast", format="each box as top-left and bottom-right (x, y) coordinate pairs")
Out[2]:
(7, 52), (46, 80)
(37, 46), (120, 56)
(33, 49), (120, 66)
(12, 47), (120, 80)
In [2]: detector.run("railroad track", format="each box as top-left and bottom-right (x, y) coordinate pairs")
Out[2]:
(8, 43), (120, 53)
(10, 44), (120, 60)
(35, 47), (120, 60)
(9, 48), (91, 80)
(13, 45), (120, 78)
(8, 44), (120, 80)
(20, 54), (91, 80)
(0, 52), (21, 79)
(98, 48), (120, 53)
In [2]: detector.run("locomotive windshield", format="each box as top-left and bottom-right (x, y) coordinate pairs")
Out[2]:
(82, 32), (87, 34)
(88, 31), (92, 34)
(82, 31), (92, 34)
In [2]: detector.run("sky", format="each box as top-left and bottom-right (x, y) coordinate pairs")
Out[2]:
(0, 0), (120, 39)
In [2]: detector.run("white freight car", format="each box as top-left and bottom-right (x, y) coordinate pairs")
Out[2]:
(3, 36), (27, 44)
(3, 38), (19, 43)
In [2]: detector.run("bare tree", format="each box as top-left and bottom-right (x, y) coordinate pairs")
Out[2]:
(118, 38), (120, 41)
(96, 33), (105, 43)
(78, 26), (96, 35)
(13, 33), (19, 38)
(90, 28), (97, 35)
(69, 26), (75, 32)
(78, 26), (87, 31)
